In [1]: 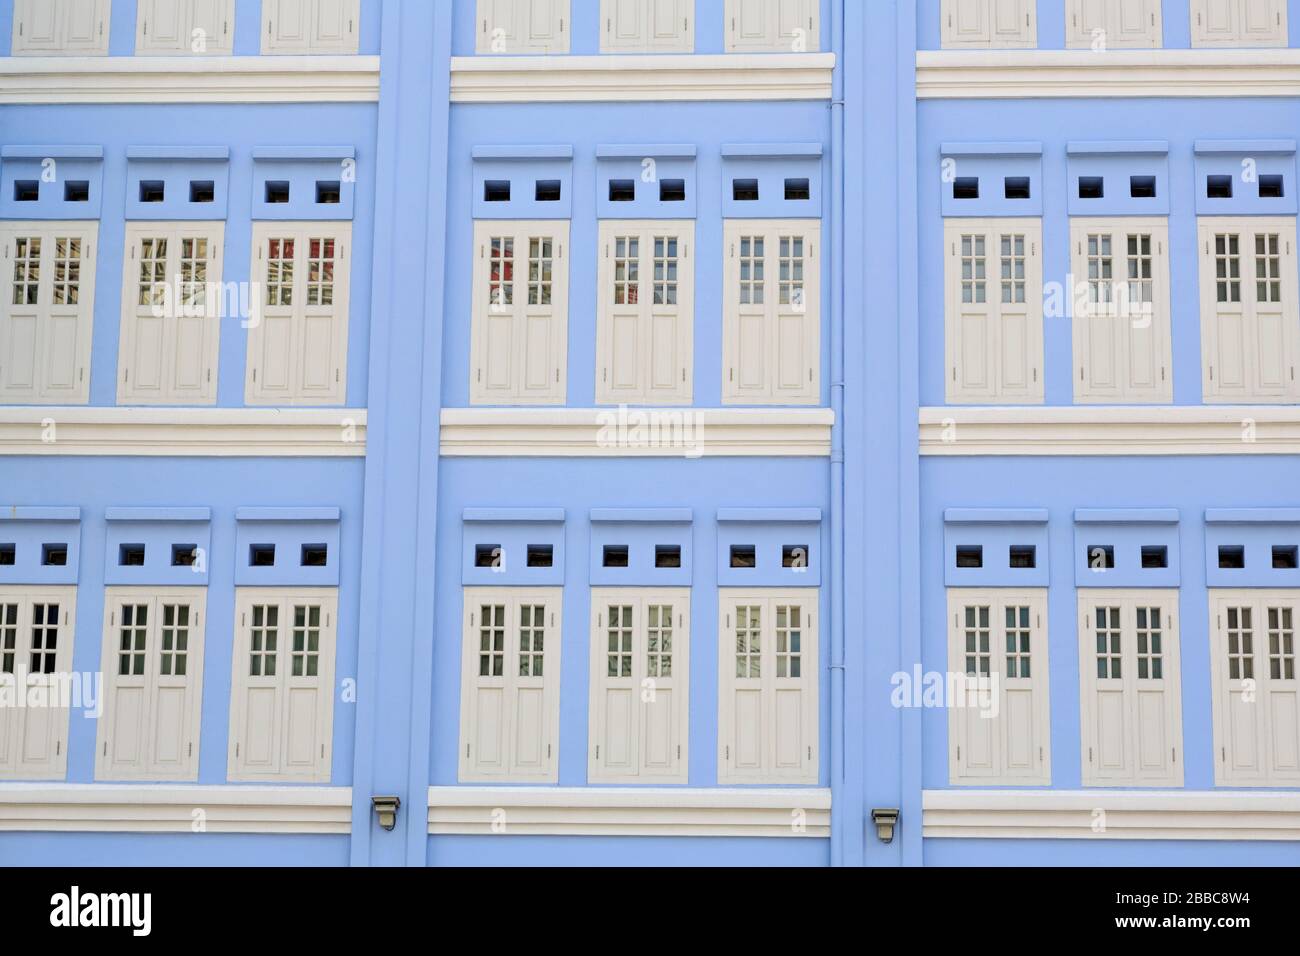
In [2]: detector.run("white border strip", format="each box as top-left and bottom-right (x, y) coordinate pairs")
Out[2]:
(428, 787), (832, 837)
(451, 53), (836, 103)
(0, 784), (353, 833)
(920, 406), (1300, 456)
(923, 789), (1300, 840)
(917, 49), (1300, 99)
(0, 408), (366, 457)
(0, 56), (380, 104)
(440, 408), (834, 457)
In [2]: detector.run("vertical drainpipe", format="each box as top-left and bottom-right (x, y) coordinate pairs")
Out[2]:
(829, 0), (847, 869)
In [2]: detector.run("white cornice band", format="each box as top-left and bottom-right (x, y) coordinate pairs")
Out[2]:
(924, 789), (1300, 840)
(450, 53), (836, 103)
(428, 787), (832, 837)
(440, 408), (835, 457)
(920, 406), (1300, 456)
(917, 48), (1300, 99)
(0, 784), (353, 833)
(0, 55), (381, 104)
(0, 408), (367, 457)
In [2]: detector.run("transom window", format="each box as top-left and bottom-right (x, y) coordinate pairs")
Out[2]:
(266, 238), (295, 306)
(519, 604), (545, 676)
(291, 605), (322, 677)
(960, 235), (986, 304)
(306, 238), (335, 307)
(739, 237), (765, 305)
(1086, 234), (1113, 306)
(11, 237), (40, 305)
(1004, 605), (1031, 678)
(249, 604), (279, 677)
(51, 238), (81, 305)
(653, 236), (678, 305)
(1000, 234), (1025, 304)
(118, 603), (149, 676)
(647, 604), (673, 678)
(1095, 606), (1122, 678)
(30, 602), (60, 675)
(735, 604), (761, 678)
(0, 603), (17, 674)
(775, 604), (803, 678)
(1127, 234), (1153, 304)
(478, 603), (505, 676)
(489, 237), (514, 307)
(1268, 606), (1295, 680)
(180, 239), (208, 307)
(1257, 234), (1282, 304)
(963, 604), (990, 676)
(1135, 606), (1163, 679)
(160, 603), (191, 677)
(138, 238), (168, 306)
(1215, 234), (1241, 303)
(1226, 606), (1253, 680)
(606, 604), (633, 678)
(779, 236), (805, 308)
(613, 237), (638, 305)
(528, 238), (553, 305)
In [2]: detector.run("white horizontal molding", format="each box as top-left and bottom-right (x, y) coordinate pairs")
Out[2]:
(428, 787), (831, 837)
(920, 406), (1300, 456)
(0, 56), (381, 104)
(440, 408), (834, 457)
(0, 784), (353, 834)
(0, 407), (366, 457)
(924, 789), (1300, 841)
(450, 53), (835, 103)
(917, 49), (1300, 99)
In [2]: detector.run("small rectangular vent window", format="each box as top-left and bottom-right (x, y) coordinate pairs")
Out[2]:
(1206, 175), (1233, 199)
(1009, 545), (1036, 569)
(42, 544), (68, 567)
(301, 544), (329, 567)
(171, 545), (198, 568)
(249, 544), (276, 567)
(655, 545), (682, 568)
(265, 181), (291, 204)
(784, 178), (811, 201)
(1260, 175), (1285, 199)
(1218, 545), (1245, 569)
(1078, 177), (1104, 199)
(609, 180), (636, 202)
(1141, 546), (1168, 569)
(0, 544), (14, 566)
(603, 545), (629, 568)
(1272, 545), (1298, 570)
(1130, 176), (1157, 199)
(484, 180), (511, 202)
(1087, 545), (1115, 569)
(660, 179), (686, 202)
(526, 545), (554, 568)
(1003, 177), (1031, 200)
(474, 545), (501, 569)
(13, 181), (39, 202)
(955, 546), (983, 569)
(732, 179), (760, 202)
(535, 180), (562, 202)
(139, 180), (165, 203)
(64, 181), (89, 202)
(782, 545), (810, 569)
(730, 545), (757, 569)
(316, 181), (341, 204)
(119, 544), (146, 567)
(952, 177), (979, 200)
(190, 180), (215, 203)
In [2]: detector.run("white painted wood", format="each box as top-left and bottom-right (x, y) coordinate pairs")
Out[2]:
(12, 0), (109, 56)
(246, 222), (350, 407)
(588, 588), (690, 784)
(136, 0), (234, 55)
(1066, 0), (1161, 49)
(1192, 0), (1287, 47)
(1198, 218), (1299, 404)
(944, 218), (1043, 404)
(947, 588), (1050, 786)
(459, 587), (562, 783)
(718, 589), (818, 784)
(477, 0), (570, 54)
(1069, 218), (1172, 403)
(601, 0), (693, 53)
(722, 219), (819, 405)
(1077, 589), (1183, 787)
(262, 0), (359, 55)
(596, 220), (693, 405)
(95, 588), (206, 782)
(0, 586), (77, 781)
(228, 588), (337, 783)
(1210, 589), (1300, 786)
(0, 223), (96, 405)
(470, 220), (568, 406)
(941, 0), (1035, 49)
(724, 0), (818, 53)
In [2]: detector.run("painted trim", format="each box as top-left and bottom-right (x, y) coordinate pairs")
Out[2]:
(251, 147), (358, 162)
(717, 508), (822, 523)
(0, 507), (80, 521)
(1206, 509), (1300, 524)
(449, 53), (836, 103)
(939, 141), (1042, 157)
(720, 143), (824, 159)
(923, 790), (1300, 841)
(944, 508), (1048, 524)
(105, 507), (211, 522)
(471, 145), (575, 161)
(462, 508), (565, 523)
(1194, 140), (1296, 155)
(0, 56), (381, 105)
(125, 146), (230, 161)
(235, 507), (342, 523)
(427, 787), (832, 837)
(596, 145), (697, 159)
(0, 785), (353, 834)
(1066, 141), (1169, 156)
(917, 49), (1300, 99)
(1, 145), (104, 159)
(920, 407), (1300, 456)
(0, 408), (366, 457)
(1075, 509), (1180, 524)
(440, 409), (834, 457)
(590, 508), (693, 523)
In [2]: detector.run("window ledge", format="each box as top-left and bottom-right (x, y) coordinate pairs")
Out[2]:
(924, 789), (1300, 840)
(451, 52), (836, 103)
(920, 406), (1300, 456)
(0, 784), (353, 834)
(917, 48), (1300, 99)
(428, 787), (831, 837)
(0, 56), (380, 104)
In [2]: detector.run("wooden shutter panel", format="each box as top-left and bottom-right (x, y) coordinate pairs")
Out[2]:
(230, 594), (284, 779)
(0, 228), (45, 401)
(945, 221), (995, 402)
(591, 593), (640, 778)
(994, 221), (1041, 402)
(0, 589), (77, 780)
(280, 597), (336, 781)
(190, 0), (233, 52)
(138, 0), (187, 52)
(13, 0), (62, 53)
(247, 226), (296, 403)
(461, 595), (510, 778)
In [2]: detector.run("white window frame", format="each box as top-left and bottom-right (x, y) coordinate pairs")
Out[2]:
(0, 222), (97, 405)
(1069, 217), (1173, 404)
(1077, 589), (1183, 787)
(1066, 0), (1162, 49)
(11, 0), (110, 56)
(724, 0), (819, 53)
(940, 0), (1037, 49)
(1210, 589), (1300, 786)
(246, 222), (351, 407)
(943, 217), (1044, 404)
(1191, 0), (1287, 48)
(136, 0), (234, 55)
(0, 586), (77, 781)
(227, 587), (338, 784)
(476, 0), (570, 54)
(596, 220), (694, 405)
(600, 0), (693, 52)
(261, 0), (359, 54)
(589, 588), (690, 784)
(1197, 217), (1300, 404)
(947, 588), (1051, 786)
(118, 222), (223, 406)
(95, 587), (207, 782)
(459, 587), (562, 783)
(722, 218), (820, 405)
(469, 220), (569, 406)
(718, 588), (818, 785)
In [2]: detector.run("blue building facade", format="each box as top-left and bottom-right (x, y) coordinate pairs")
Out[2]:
(0, 0), (1296, 867)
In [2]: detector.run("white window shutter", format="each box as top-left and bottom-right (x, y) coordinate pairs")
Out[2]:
(1067, 1), (1160, 52)
(478, 0), (569, 54)
(943, 0), (1034, 48)
(189, 0), (233, 52)
(945, 222), (994, 402)
(137, 0), (186, 52)
(1194, 0), (1286, 46)
(602, 0), (648, 51)
(0, 229), (45, 402)
(0, 588), (77, 781)
(18, 0), (110, 55)
(726, 0), (817, 52)
(12, 0), (62, 54)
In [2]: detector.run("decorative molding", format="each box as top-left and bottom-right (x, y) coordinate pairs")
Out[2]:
(440, 408), (834, 457)
(0, 785), (353, 834)
(0, 56), (380, 105)
(917, 49), (1300, 99)
(0, 408), (366, 457)
(919, 406), (1300, 456)
(428, 787), (831, 837)
(923, 790), (1300, 841)
(450, 53), (836, 103)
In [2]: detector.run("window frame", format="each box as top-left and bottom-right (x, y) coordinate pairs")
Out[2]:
(136, 0), (234, 55)
(940, 0), (1037, 50)
(261, 0), (360, 55)
(0, 585), (77, 781)
(1191, 0), (1287, 48)
(1066, 0), (1162, 49)
(476, 0), (570, 54)
(600, 0), (694, 53)
(11, 0), (110, 56)
(724, 0), (820, 53)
